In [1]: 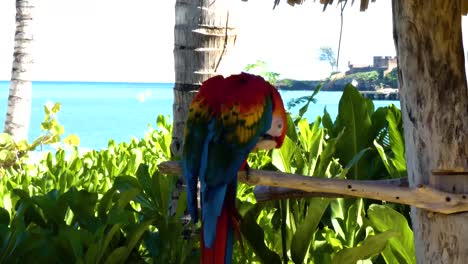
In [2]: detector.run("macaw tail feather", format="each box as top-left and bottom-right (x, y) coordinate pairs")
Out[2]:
(201, 204), (234, 264)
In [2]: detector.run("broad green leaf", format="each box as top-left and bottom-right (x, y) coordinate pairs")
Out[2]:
(65, 188), (99, 231)
(175, 190), (187, 218)
(370, 106), (389, 142)
(322, 107), (334, 136)
(16, 140), (30, 151)
(104, 246), (127, 264)
(113, 176), (142, 193)
(286, 114), (298, 143)
(316, 129), (344, 177)
(374, 141), (396, 176)
(344, 199), (363, 247)
(97, 224), (122, 263)
(291, 198), (330, 264)
(330, 200), (346, 239)
(0, 208), (10, 225)
(0, 150), (11, 162)
(368, 205), (415, 264)
(272, 136), (296, 173)
(0, 133), (14, 148)
(386, 104), (406, 177)
(338, 147), (371, 179)
(32, 190), (67, 225)
(332, 230), (398, 264)
(125, 219), (153, 259)
(323, 226), (343, 251)
(240, 206), (281, 264)
(334, 84), (374, 180)
(298, 118), (313, 152)
(51, 102), (61, 113)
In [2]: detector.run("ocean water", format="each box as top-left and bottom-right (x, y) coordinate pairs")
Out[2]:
(0, 81), (399, 149)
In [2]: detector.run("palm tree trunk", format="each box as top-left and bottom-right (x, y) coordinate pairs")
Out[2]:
(392, 0), (468, 263)
(4, 0), (34, 142)
(171, 0), (237, 156)
(170, 0), (237, 216)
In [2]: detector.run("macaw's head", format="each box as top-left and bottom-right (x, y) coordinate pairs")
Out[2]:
(256, 86), (287, 150)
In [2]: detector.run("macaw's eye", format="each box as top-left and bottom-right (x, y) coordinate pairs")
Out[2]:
(277, 123), (283, 129)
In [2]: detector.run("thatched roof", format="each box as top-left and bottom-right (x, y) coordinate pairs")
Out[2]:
(270, 0), (468, 15)
(274, 0), (374, 12)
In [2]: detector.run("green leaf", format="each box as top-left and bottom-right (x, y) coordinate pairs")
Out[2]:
(0, 150), (12, 162)
(32, 190), (67, 225)
(332, 230), (399, 264)
(322, 226), (343, 251)
(0, 208), (10, 225)
(368, 205), (415, 264)
(51, 102), (61, 114)
(241, 206), (281, 264)
(344, 199), (363, 247)
(113, 176), (142, 193)
(334, 84), (374, 180)
(373, 141), (396, 176)
(322, 107), (334, 136)
(386, 104), (406, 177)
(290, 198), (330, 264)
(98, 188), (116, 220)
(272, 136), (296, 173)
(175, 190), (187, 218)
(104, 246), (127, 264)
(0, 133), (14, 148)
(285, 114), (298, 143)
(64, 188), (99, 231)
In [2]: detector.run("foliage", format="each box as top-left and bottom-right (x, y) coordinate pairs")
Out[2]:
(234, 84), (412, 264)
(318, 46), (337, 73)
(0, 102), (78, 174)
(0, 85), (413, 264)
(0, 114), (198, 264)
(244, 60), (280, 84)
(344, 71), (380, 84)
(285, 83), (322, 111)
(383, 67), (398, 88)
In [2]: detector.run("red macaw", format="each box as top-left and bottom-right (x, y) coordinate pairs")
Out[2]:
(182, 72), (287, 264)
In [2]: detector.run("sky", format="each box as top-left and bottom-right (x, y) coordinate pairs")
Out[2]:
(0, 0), (467, 82)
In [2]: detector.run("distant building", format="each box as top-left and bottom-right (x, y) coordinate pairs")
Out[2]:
(346, 56), (397, 78)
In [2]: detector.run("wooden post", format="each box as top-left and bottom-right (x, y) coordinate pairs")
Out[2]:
(430, 170), (468, 194)
(392, 0), (468, 262)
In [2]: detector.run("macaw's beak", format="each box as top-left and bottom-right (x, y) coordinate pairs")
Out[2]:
(255, 134), (278, 150)
(254, 114), (286, 150)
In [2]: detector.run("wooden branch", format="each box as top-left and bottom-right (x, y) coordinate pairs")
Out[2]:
(158, 161), (468, 214)
(254, 178), (409, 202)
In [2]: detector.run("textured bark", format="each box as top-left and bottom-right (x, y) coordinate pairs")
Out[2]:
(170, 0), (237, 216)
(171, 0), (237, 156)
(4, 0), (34, 141)
(392, 0), (468, 263)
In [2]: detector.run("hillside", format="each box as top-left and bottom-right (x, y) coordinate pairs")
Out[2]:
(277, 68), (398, 91)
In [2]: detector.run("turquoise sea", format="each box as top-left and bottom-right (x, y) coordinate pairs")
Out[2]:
(0, 81), (400, 149)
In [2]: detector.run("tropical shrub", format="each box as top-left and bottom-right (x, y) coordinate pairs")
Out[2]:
(233, 84), (413, 264)
(344, 71), (380, 83)
(0, 114), (198, 264)
(383, 68), (399, 88)
(0, 84), (413, 264)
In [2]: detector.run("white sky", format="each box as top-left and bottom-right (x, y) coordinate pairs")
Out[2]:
(0, 0), (466, 82)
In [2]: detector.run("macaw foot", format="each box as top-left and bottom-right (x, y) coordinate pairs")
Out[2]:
(239, 160), (251, 182)
(244, 163), (251, 181)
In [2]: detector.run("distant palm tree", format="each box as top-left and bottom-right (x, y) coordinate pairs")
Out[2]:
(4, 0), (34, 141)
(171, 0), (237, 156)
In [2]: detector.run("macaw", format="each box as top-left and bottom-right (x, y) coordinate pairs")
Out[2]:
(182, 72), (287, 264)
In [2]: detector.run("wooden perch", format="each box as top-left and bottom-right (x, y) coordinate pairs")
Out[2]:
(157, 161), (468, 214)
